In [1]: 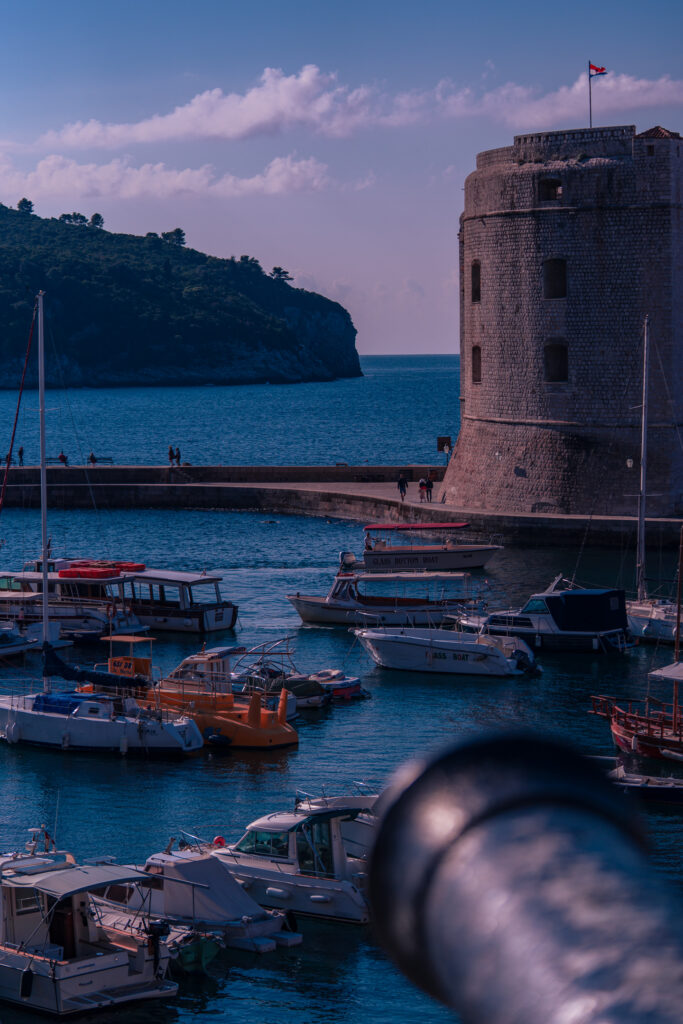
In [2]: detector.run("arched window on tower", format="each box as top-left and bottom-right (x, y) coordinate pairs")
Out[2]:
(471, 261), (481, 303)
(543, 258), (567, 299)
(471, 345), (482, 383)
(544, 340), (568, 382)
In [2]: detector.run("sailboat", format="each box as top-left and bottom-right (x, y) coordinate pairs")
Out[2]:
(591, 526), (683, 761)
(625, 316), (679, 643)
(0, 293), (203, 756)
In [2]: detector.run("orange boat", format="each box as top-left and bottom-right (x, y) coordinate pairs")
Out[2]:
(91, 637), (299, 749)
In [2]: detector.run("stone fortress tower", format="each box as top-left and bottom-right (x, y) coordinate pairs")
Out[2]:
(441, 125), (683, 516)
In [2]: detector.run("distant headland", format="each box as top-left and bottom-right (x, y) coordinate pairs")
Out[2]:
(0, 203), (361, 388)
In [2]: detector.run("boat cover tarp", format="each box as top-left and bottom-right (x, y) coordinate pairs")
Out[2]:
(545, 590), (627, 632)
(148, 854), (268, 923)
(32, 691), (110, 715)
(43, 644), (150, 691)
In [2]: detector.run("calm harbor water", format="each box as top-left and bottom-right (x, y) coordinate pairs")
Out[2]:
(0, 356), (681, 1024)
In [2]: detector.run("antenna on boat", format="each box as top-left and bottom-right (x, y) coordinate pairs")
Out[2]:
(635, 315), (649, 603)
(38, 290), (51, 693)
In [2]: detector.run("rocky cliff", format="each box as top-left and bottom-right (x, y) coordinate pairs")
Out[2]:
(0, 205), (361, 387)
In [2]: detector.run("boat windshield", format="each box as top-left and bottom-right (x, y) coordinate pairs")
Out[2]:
(234, 830), (290, 859)
(521, 599), (550, 614)
(295, 821), (334, 877)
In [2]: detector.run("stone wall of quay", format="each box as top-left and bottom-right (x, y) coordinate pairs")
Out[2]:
(443, 124), (683, 515)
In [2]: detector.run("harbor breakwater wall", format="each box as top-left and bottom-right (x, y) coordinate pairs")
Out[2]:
(2, 464), (682, 547)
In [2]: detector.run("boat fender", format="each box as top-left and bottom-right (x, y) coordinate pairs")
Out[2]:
(120, 736), (128, 755)
(61, 732), (70, 749)
(213, 836), (226, 847)
(6, 721), (20, 743)
(106, 603), (114, 619)
(20, 967), (34, 998)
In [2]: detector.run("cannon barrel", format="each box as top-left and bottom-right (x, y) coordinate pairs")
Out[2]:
(369, 733), (683, 1024)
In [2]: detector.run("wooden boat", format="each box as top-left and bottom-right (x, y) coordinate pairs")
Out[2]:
(343, 521), (502, 573)
(287, 570), (486, 627)
(591, 526), (683, 760)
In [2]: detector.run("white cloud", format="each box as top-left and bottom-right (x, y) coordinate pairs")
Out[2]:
(38, 65), (427, 149)
(0, 153), (329, 201)
(436, 73), (683, 130)
(33, 65), (683, 153)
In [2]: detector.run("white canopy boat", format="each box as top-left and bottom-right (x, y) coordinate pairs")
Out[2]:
(354, 625), (538, 676)
(94, 842), (302, 954)
(0, 594), (70, 651)
(287, 570), (487, 627)
(344, 521), (502, 573)
(0, 566), (145, 641)
(0, 831), (177, 1015)
(213, 803), (372, 923)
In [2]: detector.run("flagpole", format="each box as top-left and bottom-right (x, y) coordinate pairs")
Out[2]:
(588, 60), (592, 128)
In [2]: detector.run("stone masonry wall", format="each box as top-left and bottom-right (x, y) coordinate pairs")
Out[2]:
(442, 125), (683, 515)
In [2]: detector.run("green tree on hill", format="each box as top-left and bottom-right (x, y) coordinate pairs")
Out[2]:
(161, 228), (185, 246)
(59, 212), (88, 226)
(270, 266), (293, 281)
(17, 198), (33, 214)
(89, 213), (104, 229)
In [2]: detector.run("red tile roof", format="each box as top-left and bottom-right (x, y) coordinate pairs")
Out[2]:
(636, 126), (682, 140)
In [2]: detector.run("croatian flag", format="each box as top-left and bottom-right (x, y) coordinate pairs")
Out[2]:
(589, 63), (607, 77)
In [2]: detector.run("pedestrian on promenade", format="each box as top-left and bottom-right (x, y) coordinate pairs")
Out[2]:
(175, 446), (181, 466)
(418, 477), (427, 502)
(168, 444), (174, 465)
(426, 475), (434, 502)
(18, 446), (23, 467)
(88, 452), (97, 466)
(58, 451), (68, 466)
(397, 473), (407, 502)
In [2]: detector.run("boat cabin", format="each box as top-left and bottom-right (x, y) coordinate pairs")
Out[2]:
(167, 646), (247, 691)
(327, 571), (474, 606)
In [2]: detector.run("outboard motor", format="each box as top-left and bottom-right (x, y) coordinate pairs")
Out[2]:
(147, 919), (170, 974)
(339, 550), (357, 570)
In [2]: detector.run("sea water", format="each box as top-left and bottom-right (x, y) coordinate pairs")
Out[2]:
(0, 356), (681, 1024)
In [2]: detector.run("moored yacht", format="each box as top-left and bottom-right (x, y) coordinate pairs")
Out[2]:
(0, 830), (177, 1015)
(355, 624), (538, 676)
(287, 570), (486, 627)
(345, 521), (502, 572)
(213, 803), (372, 923)
(94, 842), (302, 953)
(456, 575), (630, 652)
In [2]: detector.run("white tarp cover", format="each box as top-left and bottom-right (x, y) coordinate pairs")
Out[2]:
(8, 862), (150, 899)
(153, 853), (267, 922)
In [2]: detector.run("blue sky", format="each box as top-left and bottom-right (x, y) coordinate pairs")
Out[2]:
(2, 0), (681, 353)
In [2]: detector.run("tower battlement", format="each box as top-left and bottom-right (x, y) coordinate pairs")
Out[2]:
(441, 125), (683, 516)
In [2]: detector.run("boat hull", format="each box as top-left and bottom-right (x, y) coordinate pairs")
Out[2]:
(356, 629), (524, 676)
(287, 595), (472, 627)
(134, 604), (238, 633)
(217, 864), (369, 924)
(362, 544), (500, 572)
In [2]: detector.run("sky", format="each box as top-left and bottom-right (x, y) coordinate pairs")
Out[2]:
(1, 0), (682, 354)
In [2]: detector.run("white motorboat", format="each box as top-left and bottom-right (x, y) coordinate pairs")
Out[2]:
(344, 521), (502, 573)
(0, 830), (177, 1015)
(355, 625), (538, 676)
(94, 842), (302, 954)
(287, 570), (487, 627)
(0, 595), (70, 651)
(627, 598), (678, 643)
(213, 803), (372, 924)
(457, 575), (631, 652)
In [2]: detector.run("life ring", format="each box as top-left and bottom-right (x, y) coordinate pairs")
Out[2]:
(213, 835), (226, 847)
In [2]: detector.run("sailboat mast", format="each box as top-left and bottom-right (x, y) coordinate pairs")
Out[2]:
(38, 291), (50, 689)
(636, 315), (649, 602)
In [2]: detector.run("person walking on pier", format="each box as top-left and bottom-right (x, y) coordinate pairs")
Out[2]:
(18, 446), (23, 467)
(58, 451), (68, 466)
(418, 477), (427, 502)
(426, 475), (434, 502)
(168, 444), (174, 466)
(397, 473), (408, 502)
(175, 446), (181, 466)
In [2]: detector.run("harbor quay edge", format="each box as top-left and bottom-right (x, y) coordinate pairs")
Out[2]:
(1, 464), (682, 548)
